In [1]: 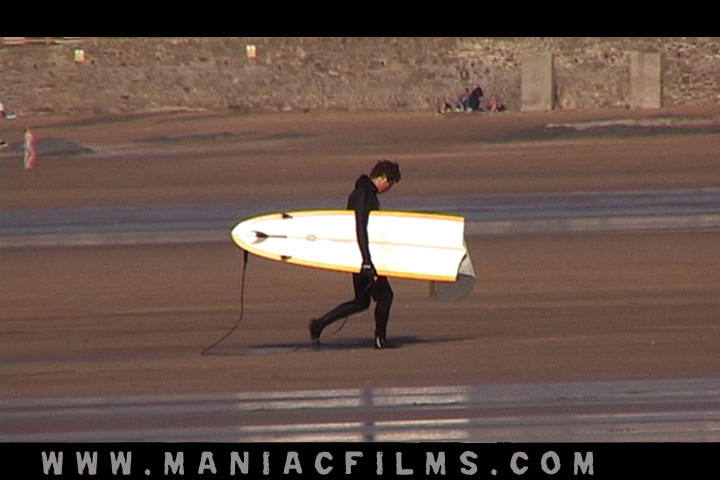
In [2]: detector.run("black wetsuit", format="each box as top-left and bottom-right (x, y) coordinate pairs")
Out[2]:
(315, 174), (394, 341)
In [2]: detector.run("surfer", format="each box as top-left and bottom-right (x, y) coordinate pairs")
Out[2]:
(309, 160), (402, 349)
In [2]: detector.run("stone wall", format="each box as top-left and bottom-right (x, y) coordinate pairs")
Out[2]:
(1, 37), (719, 116)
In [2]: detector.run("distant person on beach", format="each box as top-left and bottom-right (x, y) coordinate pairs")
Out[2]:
(439, 86), (487, 113)
(0, 101), (14, 120)
(467, 85), (484, 111)
(485, 96), (507, 112)
(459, 88), (471, 111)
(23, 128), (37, 170)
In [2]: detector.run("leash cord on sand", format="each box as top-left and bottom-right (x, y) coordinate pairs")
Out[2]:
(201, 251), (374, 355)
(201, 249), (249, 356)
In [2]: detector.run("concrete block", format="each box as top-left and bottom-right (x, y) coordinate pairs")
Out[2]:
(630, 52), (663, 109)
(521, 53), (555, 112)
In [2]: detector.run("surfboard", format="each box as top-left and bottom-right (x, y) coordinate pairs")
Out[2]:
(230, 210), (473, 284)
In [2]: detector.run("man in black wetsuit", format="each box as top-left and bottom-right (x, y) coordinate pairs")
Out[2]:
(309, 160), (402, 349)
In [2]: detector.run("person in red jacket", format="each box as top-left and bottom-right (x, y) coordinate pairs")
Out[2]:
(309, 160), (402, 349)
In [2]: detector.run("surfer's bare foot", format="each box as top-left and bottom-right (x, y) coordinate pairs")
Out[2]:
(309, 319), (324, 344)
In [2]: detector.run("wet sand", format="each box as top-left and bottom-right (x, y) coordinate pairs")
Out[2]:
(1, 107), (720, 399)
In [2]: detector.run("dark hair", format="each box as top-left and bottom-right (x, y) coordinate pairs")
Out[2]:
(370, 160), (401, 184)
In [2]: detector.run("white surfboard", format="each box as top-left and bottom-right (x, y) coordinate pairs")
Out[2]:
(230, 210), (473, 284)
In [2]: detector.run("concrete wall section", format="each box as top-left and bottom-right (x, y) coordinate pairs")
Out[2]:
(521, 53), (554, 112)
(630, 52), (663, 109)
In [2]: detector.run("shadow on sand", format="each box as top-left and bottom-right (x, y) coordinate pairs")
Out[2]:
(207, 335), (471, 356)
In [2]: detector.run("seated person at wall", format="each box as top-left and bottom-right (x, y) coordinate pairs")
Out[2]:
(438, 89), (469, 113)
(467, 85), (484, 111)
(457, 88), (470, 111)
(438, 97), (455, 113)
(0, 101), (16, 120)
(485, 96), (506, 112)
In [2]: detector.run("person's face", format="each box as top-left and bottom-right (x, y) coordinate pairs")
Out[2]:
(374, 175), (394, 194)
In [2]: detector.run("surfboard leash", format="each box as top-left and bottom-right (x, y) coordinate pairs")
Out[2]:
(201, 249), (249, 356)
(201, 250), (376, 355)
